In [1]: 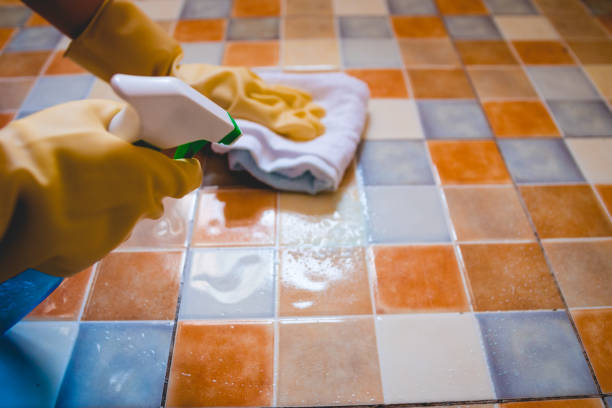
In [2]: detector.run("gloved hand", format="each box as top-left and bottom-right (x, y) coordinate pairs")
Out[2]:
(0, 99), (202, 282)
(65, 0), (326, 142)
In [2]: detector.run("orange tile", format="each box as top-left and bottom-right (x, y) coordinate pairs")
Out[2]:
(232, 0), (280, 16)
(568, 40), (612, 64)
(0, 51), (50, 77)
(597, 185), (612, 214)
(468, 67), (538, 99)
(435, 0), (487, 14)
(599, 16), (612, 35)
(572, 308), (612, 392)
(428, 140), (512, 185)
(25, 13), (50, 27)
(285, 0), (332, 15)
(391, 16), (447, 38)
(279, 247), (371, 316)
(345, 69), (409, 97)
(504, 399), (605, 408)
(520, 185), (612, 239)
(409, 69), (474, 99)
(44, 51), (86, 75)
(455, 41), (518, 65)
(543, 240), (612, 308)
(548, 13), (608, 39)
(283, 15), (335, 39)
(0, 112), (14, 129)
(27, 267), (92, 320)
(513, 41), (574, 65)
(192, 189), (276, 246)
(374, 245), (469, 313)
(167, 321), (274, 407)
(174, 19), (226, 42)
(483, 101), (560, 138)
(460, 243), (564, 311)
(399, 38), (461, 67)
(0, 28), (14, 50)
(445, 186), (535, 241)
(82, 252), (182, 320)
(223, 41), (279, 66)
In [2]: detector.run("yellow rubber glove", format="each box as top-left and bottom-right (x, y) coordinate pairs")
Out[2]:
(65, 0), (326, 142)
(0, 100), (202, 282)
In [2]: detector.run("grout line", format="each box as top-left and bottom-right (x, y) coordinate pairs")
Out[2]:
(272, 191), (281, 407)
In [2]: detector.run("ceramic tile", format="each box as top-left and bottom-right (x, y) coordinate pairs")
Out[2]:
(391, 16), (447, 37)
(346, 69), (409, 97)
(44, 51), (86, 75)
(284, 16), (335, 39)
(365, 98), (425, 140)
(20, 75), (93, 112)
(167, 321), (274, 407)
(0, 6), (30, 27)
(222, 41), (279, 66)
(582, 0), (612, 14)
(232, 0), (280, 16)
(544, 240), (612, 308)
(484, 101), (559, 138)
(0, 78), (33, 110)
(445, 186), (535, 241)
(572, 308), (612, 392)
(278, 247), (372, 316)
(436, 0), (488, 14)
(483, 0), (537, 14)
(567, 138), (612, 184)
(526, 66), (599, 100)
(568, 40), (612, 65)
(358, 140), (435, 185)
(365, 185), (451, 243)
(5, 26), (61, 51)
(87, 78), (122, 101)
(533, 0), (588, 15)
(445, 16), (502, 40)
(180, 248), (275, 319)
(282, 39), (340, 67)
(461, 243), (563, 311)
(548, 101), (612, 137)
(0, 27), (13, 49)
(456, 40), (518, 65)
(27, 267), (92, 320)
(478, 311), (598, 398)
(499, 139), (584, 183)
(598, 185), (612, 215)
(503, 400), (605, 408)
(83, 252), (183, 321)
(180, 0), (232, 19)
(598, 16), (612, 35)
(376, 313), (495, 403)
(584, 65), (612, 98)
(174, 19), (226, 41)
(227, 17), (279, 40)
(0, 321), (77, 408)
(56, 322), (173, 408)
(0, 50), (50, 77)
(0, 112), (13, 128)
(278, 317), (383, 406)
(339, 16), (393, 38)
(495, 16), (559, 40)
(285, 0), (333, 15)
(418, 100), (492, 139)
(192, 189), (276, 246)
(333, 0), (388, 15)
(134, 0), (183, 20)
(468, 67), (538, 99)
(548, 13), (608, 40)
(607, 397), (612, 408)
(200, 149), (270, 188)
(409, 68), (475, 98)
(399, 38), (461, 66)
(180, 41), (224, 64)
(520, 185), (612, 238)
(513, 41), (574, 65)
(374, 245), (469, 313)
(341, 38), (403, 68)
(387, 0), (438, 15)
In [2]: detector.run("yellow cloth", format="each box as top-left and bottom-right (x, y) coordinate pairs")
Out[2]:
(0, 100), (201, 281)
(65, 0), (325, 141)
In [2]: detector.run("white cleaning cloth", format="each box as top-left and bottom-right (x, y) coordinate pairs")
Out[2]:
(211, 71), (370, 194)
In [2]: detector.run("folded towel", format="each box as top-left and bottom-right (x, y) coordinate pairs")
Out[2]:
(211, 71), (370, 194)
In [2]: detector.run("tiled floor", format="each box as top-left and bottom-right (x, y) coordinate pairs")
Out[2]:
(1, 0), (612, 407)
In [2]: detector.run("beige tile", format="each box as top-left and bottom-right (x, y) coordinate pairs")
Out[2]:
(567, 138), (612, 184)
(584, 65), (612, 98)
(365, 99), (424, 140)
(495, 16), (559, 40)
(467, 67), (538, 99)
(282, 39), (340, 68)
(333, 0), (388, 15)
(134, 0), (183, 20)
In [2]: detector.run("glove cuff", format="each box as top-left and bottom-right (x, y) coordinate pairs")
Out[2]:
(65, 0), (182, 81)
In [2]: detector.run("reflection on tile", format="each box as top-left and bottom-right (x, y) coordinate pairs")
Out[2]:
(484, 101), (560, 138)
(374, 245), (469, 313)
(5, 26), (61, 51)
(365, 99), (424, 140)
(339, 16), (392, 38)
(584, 65), (612, 98)
(180, 0), (232, 19)
(410, 68), (474, 99)
(445, 186), (534, 241)
(483, 0), (537, 14)
(548, 101), (612, 137)
(346, 69), (409, 97)
(180, 248), (274, 319)
(232, 0), (280, 16)
(180, 41), (224, 64)
(503, 400), (605, 408)
(27, 267), (92, 320)
(0, 78), (33, 110)
(544, 240), (612, 309)
(520, 185), (612, 238)
(167, 321), (274, 407)
(568, 40), (612, 64)
(399, 38), (460, 66)
(227, 17), (279, 40)
(499, 139), (584, 183)
(572, 308), (612, 392)
(0, 6), (30, 27)
(495, 16), (559, 40)
(222, 41), (279, 66)
(526, 67), (599, 100)
(341, 38), (403, 68)
(436, 0), (488, 14)
(359, 140), (435, 185)
(20, 75), (94, 112)
(365, 185), (450, 243)
(284, 15), (335, 39)
(83, 252), (183, 321)
(566, 138), (612, 184)
(282, 39), (340, 67)
(445, 16), (501, 40)
(513, 40), (574, 65)
(456, 40), (518, 65)
(477, 311), (598, 398)
(56, 322), (172, 408)
(333, 0), (388, 15)
(418, 100), (491, 139)
(387, 0), (437, 15)
(460, 243), (563, 311)
(0, 321), (77, 408)
(174, 19), (226, 41)
(377, 313), (494, 403)
(0, 50), (49, 77)
(285, 0), (333, 15)
(391, 16), (447, 37)
(279, 247), (371, 316)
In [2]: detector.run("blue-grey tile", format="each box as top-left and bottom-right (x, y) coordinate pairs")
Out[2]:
(605, 396), (612, 408)
(15, 110), (36, 119)
(179, 248), (275, 319)
(387, 0), (437, 14)
(226, 17), (279, 40)
(483, 0), (537, 14)
(341, 39), (403, 68)
(499, 139), (585, 183)
(445, 16), (502, 40)
(365, 185), (450, 243)
(548, 101), (612, 137)
(526, 67), (600, 100)
(5, 27), (62, 51)
(338, 16), (393, 38)
(20, 75), (95, 112)
(56, 322), (173, 408)
(477, 311), (598, 399)
(358, 140), (435, 185)
(0, 6), (31, 27)
(180, 0), (232, 19)
(180, 41), (224, 64)
(418, 100), (493, 139)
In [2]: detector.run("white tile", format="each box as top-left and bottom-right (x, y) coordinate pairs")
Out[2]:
(365, 99), (424, 140)
(376, 313), (495, 403)
(134, 0), (183, 20)
(333, 0), (388, 15)
(494, 16), (559, 40)
(567, 138), (612, 184)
